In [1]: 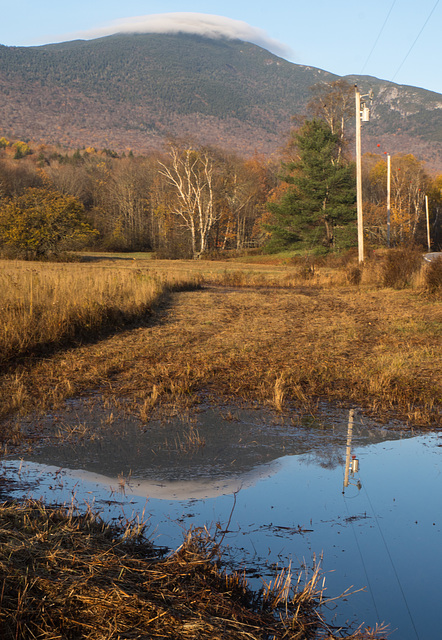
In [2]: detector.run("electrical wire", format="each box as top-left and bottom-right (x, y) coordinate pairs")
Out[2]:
(342, 493), (382, 624)
(341, 424), (381, 625)
(360, 0), (398, 74)
(391, 0), (440, 83)
(362, 482), (420, 640)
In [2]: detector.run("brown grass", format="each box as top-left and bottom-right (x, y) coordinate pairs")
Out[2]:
(0, 259), (201, 366)
(0, 500), (388, 639)
(423, 257), (442, 298)
(0, 255), (440, 432)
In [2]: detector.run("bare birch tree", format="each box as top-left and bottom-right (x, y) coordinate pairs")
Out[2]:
(158, 145), (218, 258)
(308, 80), (354, 163)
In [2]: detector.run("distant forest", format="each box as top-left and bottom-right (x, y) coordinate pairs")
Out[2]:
(0, 114), (441, 259)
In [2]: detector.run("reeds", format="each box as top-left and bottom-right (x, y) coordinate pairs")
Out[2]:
(273, 374), (286, 412)
(174, 424), (206, 453)
(0, 501), (388, 639)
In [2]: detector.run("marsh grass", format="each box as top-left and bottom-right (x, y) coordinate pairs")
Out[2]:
(0, 260), (201, 366)
(273, 374), (287, 412)
(0, 254), (440, 429)
(139, 385), (160, 422)
(0, 500), (388, 640)
(197, 249), (434, 293)
(174, 424), (206, 453)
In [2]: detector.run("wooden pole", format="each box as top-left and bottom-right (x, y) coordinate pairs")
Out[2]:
(387, 154), (391, 247)
(425, 195), (431, 251)
(355, 87), (364, 263)
(343, 409), (354, 490)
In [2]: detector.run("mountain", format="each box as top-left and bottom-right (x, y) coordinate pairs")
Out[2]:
(1, 33), (442, 170)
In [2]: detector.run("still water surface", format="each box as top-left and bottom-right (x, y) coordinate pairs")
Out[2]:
(2, 403), (441, 639)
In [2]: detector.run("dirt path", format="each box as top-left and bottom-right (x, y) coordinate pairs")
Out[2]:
(1, 286), (441, 430)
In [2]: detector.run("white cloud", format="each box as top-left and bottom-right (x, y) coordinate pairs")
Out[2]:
(67, 12), (293, 59)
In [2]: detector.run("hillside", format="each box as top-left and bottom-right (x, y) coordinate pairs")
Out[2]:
(1, 33), (442, 168)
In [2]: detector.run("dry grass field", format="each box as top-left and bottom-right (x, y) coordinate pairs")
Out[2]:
(0, 253), (438, 639)
(0, 259), (202, 367)
(0, 253), (440, 434)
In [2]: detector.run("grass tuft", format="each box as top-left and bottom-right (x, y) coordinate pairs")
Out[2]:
(424, 257), (442, 298)
(381, 246), (423, 289)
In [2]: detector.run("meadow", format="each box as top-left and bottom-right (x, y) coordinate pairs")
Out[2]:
(0, 251), (440, 433)
(0, 251), (440, 640)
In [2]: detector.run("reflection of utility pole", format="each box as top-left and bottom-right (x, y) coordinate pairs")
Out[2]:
(343, 408), (361, 493)
(343, 409), (354, 489)
(355, 86), (372, 263)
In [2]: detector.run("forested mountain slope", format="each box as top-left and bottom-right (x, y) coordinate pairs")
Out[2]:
(1, 33), (441, 168)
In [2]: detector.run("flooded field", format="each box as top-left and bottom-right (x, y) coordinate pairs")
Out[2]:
(1, 400), (441, 639)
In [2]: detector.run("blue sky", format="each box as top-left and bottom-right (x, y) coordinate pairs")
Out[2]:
(2, 0), (442, 95)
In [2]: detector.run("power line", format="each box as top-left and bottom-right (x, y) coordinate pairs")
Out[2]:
(342, 494), (381, 624)
(391, 0), (440, 83)
(341, 421), (380, 623)
(362, 483), (420, 640)
(360, 0), (398, 74)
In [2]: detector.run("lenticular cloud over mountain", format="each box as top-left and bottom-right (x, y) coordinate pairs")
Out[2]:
(71, 12), (292, 58)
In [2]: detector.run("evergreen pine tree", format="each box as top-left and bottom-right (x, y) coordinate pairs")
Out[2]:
(267, 119), (355, 251)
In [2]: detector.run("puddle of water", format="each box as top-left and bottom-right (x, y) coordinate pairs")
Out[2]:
(2, 403), (441, 639)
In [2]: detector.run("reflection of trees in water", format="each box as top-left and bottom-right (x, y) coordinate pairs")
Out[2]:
(298, 421), (399, 470)
(304, 445), (345, 470)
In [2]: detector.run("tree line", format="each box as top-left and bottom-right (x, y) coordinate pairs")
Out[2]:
(0, 82), (441, 259)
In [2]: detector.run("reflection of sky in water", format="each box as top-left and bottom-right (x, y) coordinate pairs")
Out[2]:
(2, 405), (441, 640)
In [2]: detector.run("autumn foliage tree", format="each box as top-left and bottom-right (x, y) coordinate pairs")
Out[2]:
(0, 187), (97, 258)
(217, 154), (275, 251)
(89, 157), (154, 251)
(363, 153), (431, 246)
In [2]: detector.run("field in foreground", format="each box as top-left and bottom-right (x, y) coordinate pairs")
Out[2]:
(0, 255), (440, 433)
(0, 256), (438, 639)
(0, 500), (388, 639)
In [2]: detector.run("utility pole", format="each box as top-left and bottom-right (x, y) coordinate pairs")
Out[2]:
(355, 85), (372, 263)
(355, 87), (364, 263)
(387, 153), (391, 247)
(425, 195), (431, 251)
